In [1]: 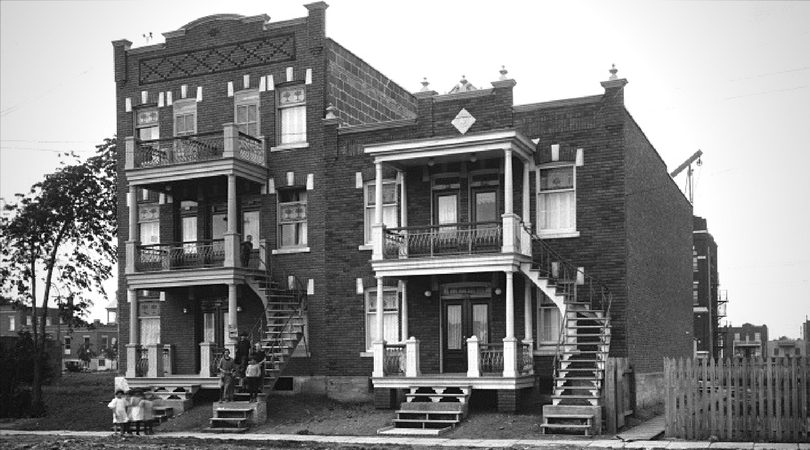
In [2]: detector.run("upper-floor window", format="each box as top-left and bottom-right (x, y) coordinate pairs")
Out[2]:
(64, 337), (71, 355)
(278, 189), (307, 249)
(45, 316), (52, 326)
(173, 100), (197, 137)
(8, 316), (15, 332)
(365, 287), (400, 351)
(537, 298), (562, 344)
(364, 180), (398, 244)
(278, 86), (306, 145)
(139, 204), (160, 245)
(693, 281), (700, 305)
(734, 332), (740, 341)
(754, 332), (761, 342)
(235, 90), (260, 137)
(25, 315), (32, 326)
(538, 165), (576, 234)
(135, 108), (159, 141)
(692, 248), (698, 272)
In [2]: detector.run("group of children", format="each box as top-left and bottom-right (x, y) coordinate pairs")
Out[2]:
(107, 389), (155, 435)
(218, 334), (266, 403)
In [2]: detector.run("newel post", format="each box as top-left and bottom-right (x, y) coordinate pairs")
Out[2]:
(372, 340), (386, 377)
(199, 342), (214, 377)
(146, 343), (164, 378)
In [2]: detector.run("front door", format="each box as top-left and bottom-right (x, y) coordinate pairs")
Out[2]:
(442, 284), (491, 373)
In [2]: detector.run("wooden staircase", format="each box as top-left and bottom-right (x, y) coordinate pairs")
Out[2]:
(207, 267), (308, 432)
(378, 385), (471, 435)
(520, 228), (612, 436)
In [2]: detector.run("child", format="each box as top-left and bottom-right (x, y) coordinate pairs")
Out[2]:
(128, 390), (144, 435)
(218, 349), (236, 402)
(140, 393), (154, 435)
(107, 390), (128, 435)
(244, 355), (263, 402)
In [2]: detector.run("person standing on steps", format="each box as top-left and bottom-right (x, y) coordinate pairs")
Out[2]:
(244, 355), (263, 402)
(240, 235), (253, 268)
(235, 331), (252, 389)
(217, 349), (236, 402)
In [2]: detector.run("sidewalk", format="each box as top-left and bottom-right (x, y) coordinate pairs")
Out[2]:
(2, 430), (808, 449)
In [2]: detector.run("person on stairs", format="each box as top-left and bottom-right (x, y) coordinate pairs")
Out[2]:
(235, 332), (252, 391)
(244, 355), (263, 402)
(218, 349), (236, 402)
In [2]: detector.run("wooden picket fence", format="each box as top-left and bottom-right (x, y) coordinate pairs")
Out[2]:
(604, 357), (635, 434)
(664, 357), (809, 442)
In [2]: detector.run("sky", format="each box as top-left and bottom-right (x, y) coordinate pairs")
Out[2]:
(1, 0), (809, 339)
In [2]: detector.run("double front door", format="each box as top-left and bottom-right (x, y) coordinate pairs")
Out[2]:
(442, 284), (491, 373)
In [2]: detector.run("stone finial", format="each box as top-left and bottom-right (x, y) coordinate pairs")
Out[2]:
(499, 65), (508, 81)
(420, 77), (430, 92)
(324, 103), (337, 120)
(609, 64), (618, 81)
(460, 75), (468, 86)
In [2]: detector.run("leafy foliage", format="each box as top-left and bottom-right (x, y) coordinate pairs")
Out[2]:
(0, 138), (117, 415)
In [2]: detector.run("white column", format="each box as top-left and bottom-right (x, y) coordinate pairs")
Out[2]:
(466, 336), (481, 377)
(372, 162), (385, 259)
(522, 161), (531, 229)
(503, 270), (517, 377)
(372, 276), (385, 377)
(225, 174), (239, 267)
(399, 280), (408, 341)
(126, 289), (139, 378)
(398, 171), (407, 227)
(504, 149), (513, 215)
(227, 283), (238, 352)
(126, 187), (139, 274)
(376, 277), (384, 343)
(524, 282), (534, 351)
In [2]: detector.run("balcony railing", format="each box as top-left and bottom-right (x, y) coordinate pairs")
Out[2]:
(136, 239), (225, 272)
(383, 343), (406, 376)
(135, 347), (148, 377)
(383, 222), (502, 259)
(133, 131), (265, 168)
(480, 343), (504, 374)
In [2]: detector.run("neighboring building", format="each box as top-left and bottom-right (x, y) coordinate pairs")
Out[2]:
(722, 323), (768, 358)
(113, 3), (693, 423)
(803, 318), (810, 358)
(0, 303), (118, 371)
(691, 216), (726, 359)
(767, 338), (804, 358)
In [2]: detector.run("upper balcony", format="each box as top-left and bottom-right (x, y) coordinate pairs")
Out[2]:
(124, 123), (267, 187)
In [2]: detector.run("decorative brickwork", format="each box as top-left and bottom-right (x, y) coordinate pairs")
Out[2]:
(139, 35), (295, 85)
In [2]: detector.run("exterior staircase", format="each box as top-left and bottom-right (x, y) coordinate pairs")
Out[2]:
(378, 385), (471, 435)
(207, 254), (308, 432)
(520, 227), (612, 436)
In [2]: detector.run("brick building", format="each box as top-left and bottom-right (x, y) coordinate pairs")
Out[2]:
(692, 216), (726, 359)
(0, 303), (118, 371)
(114, 3), (693, 426)
(722, 323), (768, 358)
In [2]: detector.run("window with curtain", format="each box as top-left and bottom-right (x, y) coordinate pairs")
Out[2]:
(173, 100), (197, 136)
(365, 287), (400, 350)
(537, 300), (562, 343)
(139, 205), (160, 245)
(136, 108), (159, 141)
(364, 180), (398, 244)
(278, 86), (306, 144)
(538, 165), (576, 233)
(235, 90), (260, 137)
(278, 189), (307, 248)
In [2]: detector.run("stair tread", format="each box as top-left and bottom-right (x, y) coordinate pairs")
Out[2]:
(540, 423), (592, 429)
(393, 419), (461, 424)
(544, 414), (594, 419)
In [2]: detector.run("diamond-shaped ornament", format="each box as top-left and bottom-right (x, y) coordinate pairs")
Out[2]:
(451, 108), (476, 134)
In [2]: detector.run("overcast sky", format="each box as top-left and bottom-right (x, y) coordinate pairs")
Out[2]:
(1, 0), (808, 339)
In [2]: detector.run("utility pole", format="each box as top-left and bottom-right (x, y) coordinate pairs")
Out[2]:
(671, 150), (703, 204)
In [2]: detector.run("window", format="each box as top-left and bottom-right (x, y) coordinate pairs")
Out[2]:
(278, 189), (307, 248)
(26, 316), (32, 326)
(693, 281), (700, 305)
(734, 332), (740, 341)
(84, 336), (90, 346)
(139, 204), (160, 245)
(242, 210), (260, 249)
(8, 316), (15, 332)
(774, 348), (779, 356)
(101, 336), (108, 350)
(754, 332), (761, 342)
(135, 108), (159, 141)
(365, 287), (400, 350)
(537, 299), (562, 343)
(693, 248), (698, 272)
(173, 100), (196, 136)
(538, 165), (575, 233)
(45, 316), (52, 326)
(278, 86), (306, 144)
(235, 90), (260, 137)
(64, 337), (71, 355)
(364, 180), (398, 243)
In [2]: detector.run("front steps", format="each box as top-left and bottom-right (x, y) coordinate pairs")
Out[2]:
(378, 386), (471, 435)
(541, 405), (602, 436)
(206, 395), (268, 432)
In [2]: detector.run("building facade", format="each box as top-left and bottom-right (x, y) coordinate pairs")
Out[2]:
(767, 338), (805, 358)
(113, 3), (693, 418)
(722, 323), (769, 358)
(691, 216), (726, 359)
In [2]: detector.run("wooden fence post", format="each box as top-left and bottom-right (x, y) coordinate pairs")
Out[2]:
(605, 357), (617, 434)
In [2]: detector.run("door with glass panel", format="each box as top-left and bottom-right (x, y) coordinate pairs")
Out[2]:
(442, 288), (490, 373)
(434, 192), (458, 254)
(472, 190), (499, 252)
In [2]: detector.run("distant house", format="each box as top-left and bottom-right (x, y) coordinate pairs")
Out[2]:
(692, 216), (727, 359)
(767, 338), (805, 358)
(722, 323), (768, 358)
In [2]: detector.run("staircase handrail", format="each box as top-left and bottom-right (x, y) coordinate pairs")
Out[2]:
(522, 224), (614, 380)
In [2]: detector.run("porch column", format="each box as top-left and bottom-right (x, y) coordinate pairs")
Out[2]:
(522, 161), (531, 229)
(126, 187), (139, 274)
(226, 283), (237, 353)
(372, 162), (384, 259)
(503, 271), (518, 377)
(399, 280), (408, 341)
(504, 149), (513, 215)
(398, 171), (407, 227)
(125, 289), (139, 377)
(466, 336), (481, 377)
(502, 149), (519, 253)
(372, 276), (386, 377)
(524, 282), (534, 351)
(224, 174), (239, 267)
